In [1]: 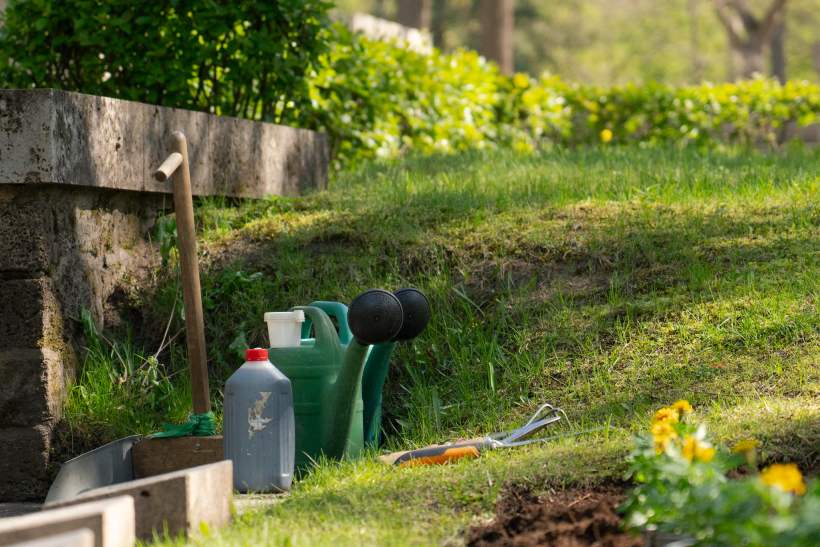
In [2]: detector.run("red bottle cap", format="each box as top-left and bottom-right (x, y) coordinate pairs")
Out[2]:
(245, 348), (268, 362)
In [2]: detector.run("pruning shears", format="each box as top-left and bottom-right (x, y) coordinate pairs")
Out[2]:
(390, 403), (606, 468)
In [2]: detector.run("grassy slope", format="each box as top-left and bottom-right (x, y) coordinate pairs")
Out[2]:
(77, 145), (820, 545)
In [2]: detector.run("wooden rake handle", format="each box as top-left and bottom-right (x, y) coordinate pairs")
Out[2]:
(153, 132), (211, 415)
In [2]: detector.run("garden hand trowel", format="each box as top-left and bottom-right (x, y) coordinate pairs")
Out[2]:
(380, 403), (607, 468)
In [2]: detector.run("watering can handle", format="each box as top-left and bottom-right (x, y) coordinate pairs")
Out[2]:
(301, 302), (352, 345)
(289, 306), (342, 353)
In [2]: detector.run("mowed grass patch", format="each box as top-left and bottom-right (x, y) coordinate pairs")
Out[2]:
(103, 145), (820, 545)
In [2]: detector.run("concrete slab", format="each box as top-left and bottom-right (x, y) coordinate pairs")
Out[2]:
(0, 496), (134, 547)
(45, 461), (232, 541)
(8, 529), (94, 547)
(0, 89), (328, 198)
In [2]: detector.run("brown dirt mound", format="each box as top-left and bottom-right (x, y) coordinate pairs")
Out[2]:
(467, 484), (642, 547)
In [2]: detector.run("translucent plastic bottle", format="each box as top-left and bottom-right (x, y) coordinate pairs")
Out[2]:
(223, 348), (294, 492)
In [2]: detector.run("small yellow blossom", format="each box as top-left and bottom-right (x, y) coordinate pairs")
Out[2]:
(513, 73), (529, 88)
(681, 435), (715, 462)
(651, 420), (677, 454)
(652, 407), (679, 425)
(600, 129), (613, 143)
(761, 463), (806, 495)
(670, 400), (693, 414)
(732, 440), (758, 454)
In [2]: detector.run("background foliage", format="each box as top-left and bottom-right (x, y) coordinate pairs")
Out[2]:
(0, 0), (331, 123)
(304, 28), (820, 168)
(1, 1), (819, 169)
(337, 0), (820, 86)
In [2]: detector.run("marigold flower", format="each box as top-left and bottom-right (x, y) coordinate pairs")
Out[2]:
(732, 439), (758, 454)
(681, 435), (715, 462)
(651, 420), (677, 454)
(670, 400), (693, 414)
(651, 420), (676, 437)
(652, 407), (679, 425)
(600, 129), (613, 143)
(761, 463), (806, 495)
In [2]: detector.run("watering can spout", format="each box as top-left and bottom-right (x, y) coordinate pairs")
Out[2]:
(323, 289), (405, 459)
(325, 340), (371, 459)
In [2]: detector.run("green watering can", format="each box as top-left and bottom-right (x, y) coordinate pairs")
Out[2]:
(271, 289), (430, 470)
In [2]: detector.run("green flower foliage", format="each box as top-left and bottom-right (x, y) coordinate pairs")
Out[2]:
(621, 412), (820, 546)
(0, 0), (332, 122)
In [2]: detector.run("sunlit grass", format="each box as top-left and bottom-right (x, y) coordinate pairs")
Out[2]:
(69, 144), (820, 545)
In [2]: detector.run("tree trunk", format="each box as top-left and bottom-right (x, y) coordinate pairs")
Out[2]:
(689, 0), (702, 82)
(813, 41), (820, 77)
(398, 0), (432, 30)
(480, 0), (515, 75)
(770, 19), (786, 82)
(713, 0), (788, 81)
(733, 42), (766, 79)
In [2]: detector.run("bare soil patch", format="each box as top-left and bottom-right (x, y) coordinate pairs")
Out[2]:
(467, 484), (642, 547)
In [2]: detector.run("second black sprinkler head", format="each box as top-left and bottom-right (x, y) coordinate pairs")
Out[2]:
(392, 288), (431, 341)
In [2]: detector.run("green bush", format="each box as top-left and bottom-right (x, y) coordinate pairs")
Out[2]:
(299, 24), (500, 169)
(0, 0), (331, 122)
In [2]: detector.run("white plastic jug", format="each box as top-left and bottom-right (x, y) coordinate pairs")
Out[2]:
(264, 310), (305, 348)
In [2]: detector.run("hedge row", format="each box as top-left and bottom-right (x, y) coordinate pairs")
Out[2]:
(303, 26), (820, 168)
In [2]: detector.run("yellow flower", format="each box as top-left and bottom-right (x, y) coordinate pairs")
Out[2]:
(761, 463), (806, 495)
(652, 407), (679, 425)
(670, 400), (693, 414)
(513, 73), (529, 88)
(681, 435), (715, 462)
(732, 440), (758, 454)
(651, 420), (677, 454)
(600, 129), (613, 143)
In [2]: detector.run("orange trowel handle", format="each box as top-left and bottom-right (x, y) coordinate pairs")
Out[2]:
(395, 440), (494, 468)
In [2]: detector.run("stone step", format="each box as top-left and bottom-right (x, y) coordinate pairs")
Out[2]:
(8, 529), (94, 547)
(0, 496), (134, 547)
(45, 461), (232, 541)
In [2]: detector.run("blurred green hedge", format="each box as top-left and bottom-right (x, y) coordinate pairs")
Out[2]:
(306, 26), (820, 169)
(2, 3), (818, 169)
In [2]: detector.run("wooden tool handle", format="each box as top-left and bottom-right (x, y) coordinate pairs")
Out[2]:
(153, 152), (183, 182)
(394, 441), (491, 468)
(167, 132), (211, 415)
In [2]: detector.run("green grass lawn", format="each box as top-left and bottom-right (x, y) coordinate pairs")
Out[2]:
(64, 145), (820, 545)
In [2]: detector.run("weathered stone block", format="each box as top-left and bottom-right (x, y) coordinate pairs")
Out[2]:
(0, 190), (54, 272)
(0, 426), (52, 502)
(0, 496), (134, 547)
(132, 435), (223, 479)
(8, 528), (94, 547)
(0, 89), (328, 198)
(45, 461), (232, 541)
(0, 280), (57, 349)
(0, 349), (63, 428)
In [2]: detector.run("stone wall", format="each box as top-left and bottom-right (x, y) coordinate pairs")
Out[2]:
(0, 89), (328, 198)
(0, 89), (328, 501)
